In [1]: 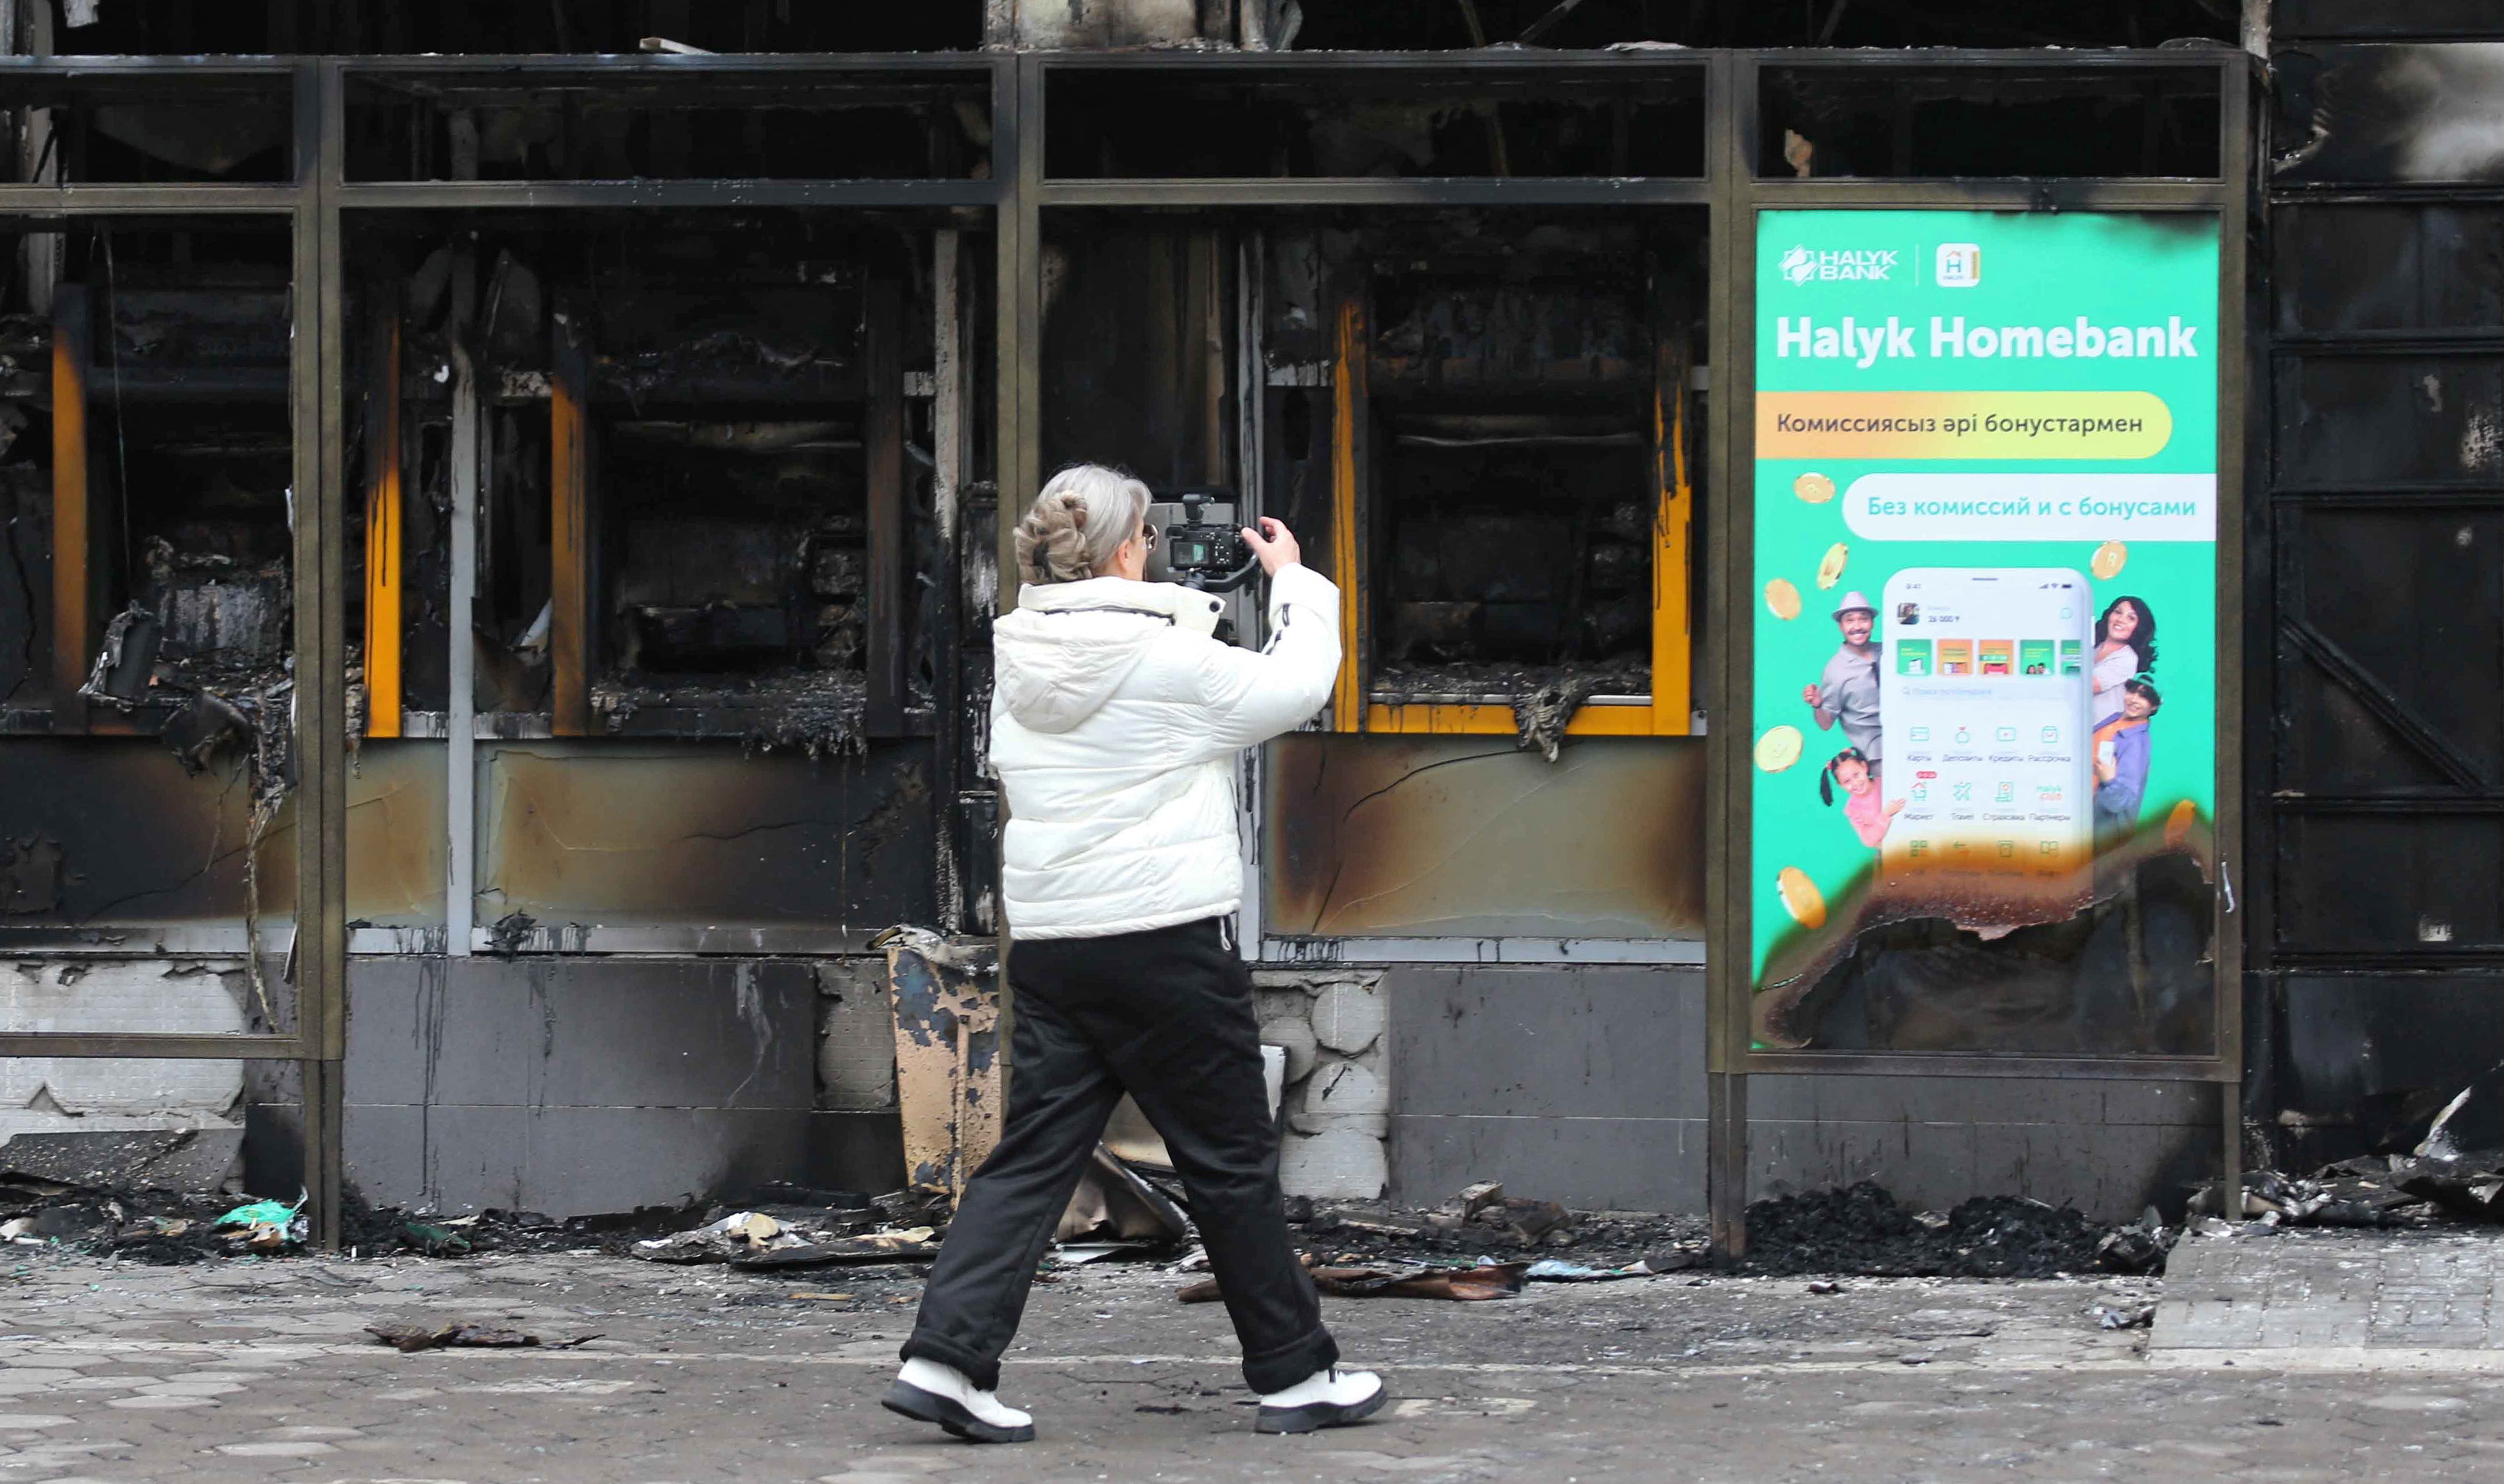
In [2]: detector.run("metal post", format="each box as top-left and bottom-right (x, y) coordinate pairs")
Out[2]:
(2215, 50), (2256, 1221)
(864, 279), (905, 735)
(990, 52), (1045, 1080)
(1702, 50), (1747, 1264)
(445, 247), (479, 957)
(297, 60), (350, 1251)
(931, 229), (964, 934)
(1000, 55), (1041, 608)
(2222, 1077), (2244, 1221)
(1708, 1070), (1747, 1262)
(1234, 232), (1264, 956)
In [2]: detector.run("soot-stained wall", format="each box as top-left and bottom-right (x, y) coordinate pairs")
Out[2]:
(1386, 965), (2221, 1220)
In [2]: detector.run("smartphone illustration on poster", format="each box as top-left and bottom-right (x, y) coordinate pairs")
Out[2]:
(1878, 567), (2094, 902)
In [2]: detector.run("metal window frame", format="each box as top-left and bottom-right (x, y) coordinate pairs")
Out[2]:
(2, 47), (2257, 1255)
(0, 53), (1017, 1250)
(327, 53), (1016, 954)
(0, 58), (347, 1247)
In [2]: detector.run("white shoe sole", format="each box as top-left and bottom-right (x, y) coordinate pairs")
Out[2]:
(881, 1380), (1035, 1444)
(1255, 1384), (1387, 1435)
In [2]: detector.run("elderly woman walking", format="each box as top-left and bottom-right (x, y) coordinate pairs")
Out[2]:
(883, 464), (1382, 1443)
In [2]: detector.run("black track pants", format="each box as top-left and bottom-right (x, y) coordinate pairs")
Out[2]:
(901, 917), (1337, 1394)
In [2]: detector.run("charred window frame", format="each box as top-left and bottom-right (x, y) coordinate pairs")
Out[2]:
(1022, 52), (1715, 744)
(336, 58), (1004, 754)
(0, 58), (349, 1250)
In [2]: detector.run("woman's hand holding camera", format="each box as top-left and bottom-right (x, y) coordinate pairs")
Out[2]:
(1239, 517), (1301, 577)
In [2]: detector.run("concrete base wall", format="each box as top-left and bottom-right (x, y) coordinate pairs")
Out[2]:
(240, 954), (2220, 1221)
(1385, 966), (2222, 1221)
(253, 956), (904, 1217)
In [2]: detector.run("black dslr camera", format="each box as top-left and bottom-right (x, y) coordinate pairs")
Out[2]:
(1145, 488), (1260, 593)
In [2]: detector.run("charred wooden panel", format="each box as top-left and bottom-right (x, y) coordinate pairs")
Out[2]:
(2263, 16), (2504, 1054)
(2277, 508), (2504, 796)
(475, 740), (933, 934)
(1262, 733), (1704, 939)
(2274, 206), (2504, 335)
(2277, 815), (2504, 956)
(2274, 354), (2504, 487)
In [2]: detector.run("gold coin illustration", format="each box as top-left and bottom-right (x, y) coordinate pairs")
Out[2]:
(1815, 542), (1848, 590)
(2091, 540), (2128, 580)
(2164, 798), (2198, 849)
(1754, 725), (1806, 773)
(1794, 471), (1836, 505)
(1764, 577), (1803, 620)
(1775, 866), (1827, 930)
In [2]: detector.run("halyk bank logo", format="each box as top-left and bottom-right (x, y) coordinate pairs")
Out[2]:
(1780, 244), (1898, 285)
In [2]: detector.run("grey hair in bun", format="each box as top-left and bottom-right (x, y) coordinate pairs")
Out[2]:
(1015, 463), (1152, 585)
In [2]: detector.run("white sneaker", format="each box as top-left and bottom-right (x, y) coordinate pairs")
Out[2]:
(881, 1357), (1035, 1443)
(1255, 1366), (1387, 1434)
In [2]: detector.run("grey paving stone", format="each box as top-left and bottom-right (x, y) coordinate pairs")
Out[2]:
(2157, 1227), (2504, 1355)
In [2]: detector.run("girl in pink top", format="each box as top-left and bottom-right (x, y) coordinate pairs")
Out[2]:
(1820, 748), (1904, 849)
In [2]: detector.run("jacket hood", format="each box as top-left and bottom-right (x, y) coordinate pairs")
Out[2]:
(993, 577), (1224, 734)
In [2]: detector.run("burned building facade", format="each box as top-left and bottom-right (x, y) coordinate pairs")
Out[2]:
(0, 2), (2489, 1237)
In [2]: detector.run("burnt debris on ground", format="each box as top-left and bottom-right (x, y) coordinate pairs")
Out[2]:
(1739, 1182), (2170, 1279)
(0, 1176), (955, 1267)
(11, 1169), (2177, 1282)
(2194, 1155), (2504, 1228)
(2214, 1065), (2504, 1228)
(1281, 1185), (1708, 1273)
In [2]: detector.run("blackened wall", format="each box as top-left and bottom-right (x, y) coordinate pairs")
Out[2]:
(252, 957), (902, 1217)
(2255, 4), (2504, 1171)
(1387, 966), (2219, 1220)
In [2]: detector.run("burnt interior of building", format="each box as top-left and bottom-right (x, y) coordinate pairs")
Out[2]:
(1043, 205), (1702, 709)
(1359, 230), (1688, 701)
(344, 210), (951, 754)
(29, 0), (2503, 1233)
(0, 215), (301, 799)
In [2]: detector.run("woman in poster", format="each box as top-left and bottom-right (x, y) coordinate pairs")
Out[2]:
(1820, 747), (1903, 849)
(2091, 596), (2157, 725)
(2093, 675), (2162, 843)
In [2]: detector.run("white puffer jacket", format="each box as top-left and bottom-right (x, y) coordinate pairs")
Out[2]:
(988, 563), (1342, 939)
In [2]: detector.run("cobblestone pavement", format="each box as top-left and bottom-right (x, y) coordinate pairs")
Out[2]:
(2158, 1226), (2504, 1364)
(3, 1232), (2502, 1482)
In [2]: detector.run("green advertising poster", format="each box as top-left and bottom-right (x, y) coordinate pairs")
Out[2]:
(1748, 210), (2220, 1054)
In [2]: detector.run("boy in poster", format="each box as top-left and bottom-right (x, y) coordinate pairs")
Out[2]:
(1802, 591), (1881, 764)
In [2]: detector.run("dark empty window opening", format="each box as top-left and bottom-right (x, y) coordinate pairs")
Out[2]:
(603, 418), (869, 680)
(345, 73), (992, 183)
(1372, 413), (1652, 698)
(1360, 250), (1684, 706)
(355, 211), (940, 754)
(1045, 70), (1705, 180)
(1758, 66), (2222, 179)
(0, 224), (298, 724)
(0, 80), (293, 186)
